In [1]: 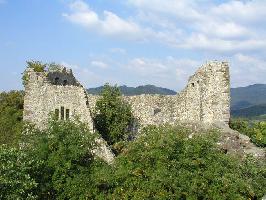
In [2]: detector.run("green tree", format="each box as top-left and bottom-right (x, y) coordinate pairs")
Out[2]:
(0, 145), (37, 199)
(0, 90), (24, 146)
(23, 119), (101, 199)
(93, 84), (133, 146)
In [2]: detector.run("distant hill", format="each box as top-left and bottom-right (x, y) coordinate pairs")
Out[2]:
(231, 104), (266, 118)
(231, 84), (266, 118)
(231, 84), (266, 110)
(87, 85), (177, 96)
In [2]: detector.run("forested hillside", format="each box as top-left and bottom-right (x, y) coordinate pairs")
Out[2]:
(231, 84), (266, 109)
(231, 84), (266, 118)
(87, 84), (177, 95)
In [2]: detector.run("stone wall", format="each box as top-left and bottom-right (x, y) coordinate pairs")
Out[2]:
(23, 67), (114, 163)
(23, 60), (230, 131)
(23, 67), (93, 130)
(85, 61), (230, 128)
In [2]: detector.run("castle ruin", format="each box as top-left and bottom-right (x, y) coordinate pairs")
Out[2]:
(23, 61), (230, 131)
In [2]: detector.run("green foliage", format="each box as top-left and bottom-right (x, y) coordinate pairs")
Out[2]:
(26, 60), (46, 72)
(253, 121), (266, 147)
(93, 84), (134, 146)
(230, 118), (266, 147)
(97, 125), (266, 199)
(23, 119), (100, 199)
(47, 62), (62, 72)
(0, 120), (265, 199)
(0, 91), (24, 146)
(0, 146), (37, 199)
(22, 61), (46, 86)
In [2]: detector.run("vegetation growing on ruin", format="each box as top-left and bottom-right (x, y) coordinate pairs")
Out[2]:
(0, 120), (265, 199)
(93, 84), (134, 146)
(22, 61), (64, 86)
(22, 61), (47, 86)
(47, 62), (63, 72)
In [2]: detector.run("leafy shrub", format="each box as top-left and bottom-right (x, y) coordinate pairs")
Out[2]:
(22, 61), (46, 86)
(0, 145), (37, 199)
(22, 119), (101, 199)
(252, 121), (266, 147)
(26, 60), (46, 72)
(0, 91), (24, 146)
(93, 84), (134, 146)
(95, 125), (266, 199)
(230, 118), (266, 147)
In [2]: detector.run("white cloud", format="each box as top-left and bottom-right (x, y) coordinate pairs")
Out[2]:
(91, 60), (108, 69)
(61, 0), (266, 88)
(124, 57), (200, 90)
(230, 54), (266, 87)
(63, 0), (150, 40)
(211, 1), (266, 24)
(63, 0), (266, 53)
(127, 0), (266, 53)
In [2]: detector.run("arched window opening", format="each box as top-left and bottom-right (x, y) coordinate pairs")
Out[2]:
(191, 83), (195, 87)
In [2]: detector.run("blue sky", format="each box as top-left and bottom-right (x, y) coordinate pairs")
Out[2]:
(0, 0), (266, 91)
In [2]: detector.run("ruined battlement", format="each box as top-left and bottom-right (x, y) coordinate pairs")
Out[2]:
(23, 67), (92, 129)
(23, 60), (230, 131)
(25, 67), (80, 86)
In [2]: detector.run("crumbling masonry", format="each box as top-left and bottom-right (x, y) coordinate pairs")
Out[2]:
(23, 61), (230, 131)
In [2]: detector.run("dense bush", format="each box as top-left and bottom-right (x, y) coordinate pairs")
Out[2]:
(0, 145), (37, 199)
(93, 84), (134, 146)
(229, 118), (266, 147)
(23, 120), (102, 199)
(0, 90), (24, 146)
(0, 119), (106, 199)
(0, 121), (265, 199)
(95, 125), (266, 200)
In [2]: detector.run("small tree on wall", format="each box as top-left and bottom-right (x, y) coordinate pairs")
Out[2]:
(93, 84), (133, 146)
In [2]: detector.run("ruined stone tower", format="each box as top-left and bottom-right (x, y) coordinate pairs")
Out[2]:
(23, 67), (94, 130)
(23, 61), (230, 130)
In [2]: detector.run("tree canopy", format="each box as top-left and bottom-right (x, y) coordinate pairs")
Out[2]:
(93, 84), (134, 146)
(0, 90), (24, 146)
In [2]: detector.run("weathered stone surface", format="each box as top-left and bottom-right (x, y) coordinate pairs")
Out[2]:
(88, 61), (231, 128)
(23, 61), (231, 162)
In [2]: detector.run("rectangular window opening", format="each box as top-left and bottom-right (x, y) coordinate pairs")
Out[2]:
(61, 106), (64, 120)
(66, 109), (70, 120)
(55, 109), (59, 120)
